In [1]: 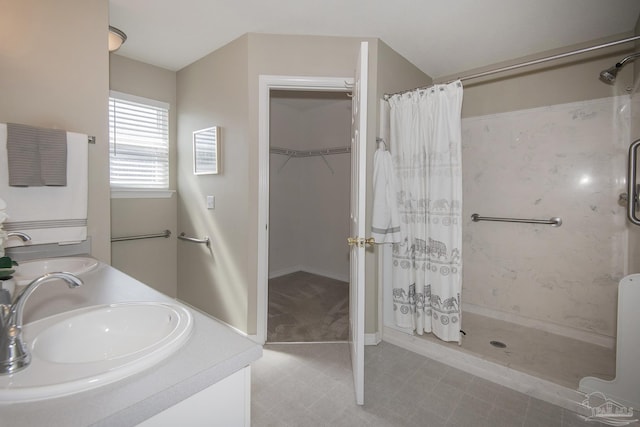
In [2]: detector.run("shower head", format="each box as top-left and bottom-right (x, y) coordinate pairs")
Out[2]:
(599, 52), (640, 84)
(599, 65), (620, 84)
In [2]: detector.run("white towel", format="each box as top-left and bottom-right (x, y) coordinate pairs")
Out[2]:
(0, 124), (88, 247)
(371, 147), (400, 243)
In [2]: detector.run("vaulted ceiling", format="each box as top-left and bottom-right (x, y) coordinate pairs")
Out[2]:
(109, 0), (640, 78)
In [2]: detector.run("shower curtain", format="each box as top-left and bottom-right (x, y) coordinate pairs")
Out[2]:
(388, 81), (463, 343)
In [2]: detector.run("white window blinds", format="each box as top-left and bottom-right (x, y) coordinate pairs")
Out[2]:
(109, 91), (169, 189)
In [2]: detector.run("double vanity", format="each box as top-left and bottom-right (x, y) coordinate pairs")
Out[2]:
(0, 257), (262, 426)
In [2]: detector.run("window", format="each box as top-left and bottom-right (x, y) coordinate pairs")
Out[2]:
(109, 91), (169, 191)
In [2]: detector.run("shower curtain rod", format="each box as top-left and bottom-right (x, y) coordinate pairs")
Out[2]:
(384, 34), (640, 100)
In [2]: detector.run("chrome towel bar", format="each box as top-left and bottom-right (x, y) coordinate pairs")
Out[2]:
(471, 214), (562, 227)
(178, 232), (211, 248)
(111, 229), (171, 242)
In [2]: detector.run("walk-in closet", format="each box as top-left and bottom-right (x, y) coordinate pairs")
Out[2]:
(267, 90), (352, 342)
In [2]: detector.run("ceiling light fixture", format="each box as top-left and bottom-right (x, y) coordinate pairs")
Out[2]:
(108, 26), (127, 52)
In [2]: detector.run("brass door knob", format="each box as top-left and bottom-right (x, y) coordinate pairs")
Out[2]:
(347, 237), (376, 247)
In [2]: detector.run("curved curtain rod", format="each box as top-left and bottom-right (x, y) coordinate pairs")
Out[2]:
(384, 34), (640, 100)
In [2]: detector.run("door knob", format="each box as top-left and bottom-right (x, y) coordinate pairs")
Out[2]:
(347, 237), (376, 247)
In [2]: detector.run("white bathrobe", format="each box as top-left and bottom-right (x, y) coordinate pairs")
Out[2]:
(371, 147), (400, 243)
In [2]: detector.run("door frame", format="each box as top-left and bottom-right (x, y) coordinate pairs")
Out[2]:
(257, 75), (354, 344)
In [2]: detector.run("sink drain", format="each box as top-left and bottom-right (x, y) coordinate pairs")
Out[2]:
(490, 340), (507, 348)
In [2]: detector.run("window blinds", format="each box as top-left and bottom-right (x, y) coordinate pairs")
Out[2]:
(109, 92), (169, 189)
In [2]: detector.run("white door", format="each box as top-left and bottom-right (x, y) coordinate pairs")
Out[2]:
(349, 41), (368, 406)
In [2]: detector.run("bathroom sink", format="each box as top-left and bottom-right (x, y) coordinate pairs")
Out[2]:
(13, 257), (99, 285)
(0, 302), (193, 402)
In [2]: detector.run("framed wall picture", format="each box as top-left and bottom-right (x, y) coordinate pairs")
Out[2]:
(193, 126), (220, 175)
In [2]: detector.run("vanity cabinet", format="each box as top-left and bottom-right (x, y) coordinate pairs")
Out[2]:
(138, 366), (251, 427)
(0, 262), (262, 427)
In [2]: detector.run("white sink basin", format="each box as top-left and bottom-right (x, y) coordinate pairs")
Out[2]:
(14, 257), (99, 285)
(0, 302), (193, 402)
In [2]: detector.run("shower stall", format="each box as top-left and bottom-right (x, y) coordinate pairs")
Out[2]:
(384, 94), (627, 386)
(381, 37), (640, 411)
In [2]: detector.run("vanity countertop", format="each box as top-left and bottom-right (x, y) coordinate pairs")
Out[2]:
(0, 261), (262, 426)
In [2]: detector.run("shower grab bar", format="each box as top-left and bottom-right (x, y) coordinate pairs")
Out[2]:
(111, 229), (171, 242)
(626, 139), (640, 226)
(471, 214), (562, 227)
(178, 232), (211, 248)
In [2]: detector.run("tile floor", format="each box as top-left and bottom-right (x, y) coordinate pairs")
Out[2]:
(251, 342), (638, 427)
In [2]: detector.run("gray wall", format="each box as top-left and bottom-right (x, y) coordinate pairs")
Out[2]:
(437, 34), (635, 118)
(177, 33), (430, 335)
(0, 0), (111, 262)
(109, 55), (178, 297)
(177, 35), (251, 331)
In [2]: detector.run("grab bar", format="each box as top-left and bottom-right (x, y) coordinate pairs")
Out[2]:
(178, 232), (211, 248)
(111, 229), (171, 242)
(627, 139), (640, 226)
(471, 214), (562, 227)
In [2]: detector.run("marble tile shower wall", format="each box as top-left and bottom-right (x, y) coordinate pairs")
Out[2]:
(461, 96), (630, 339)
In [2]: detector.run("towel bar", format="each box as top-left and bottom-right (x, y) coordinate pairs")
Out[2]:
(111, 229), (171, 242)
(178, 232), (211, 248)
(471, 213), (562, 227)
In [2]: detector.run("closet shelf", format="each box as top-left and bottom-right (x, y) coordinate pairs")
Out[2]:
(270, 145), (350, 174)
(270, 146), (351, 157)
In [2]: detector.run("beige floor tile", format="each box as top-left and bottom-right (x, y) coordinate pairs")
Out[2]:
(250, 342), (610, 427)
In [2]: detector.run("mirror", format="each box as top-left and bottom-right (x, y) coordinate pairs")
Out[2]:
(193, 126), (220, 175)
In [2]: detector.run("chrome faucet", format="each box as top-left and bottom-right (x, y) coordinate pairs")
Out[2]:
(0, 272), (83, 375)
(7, 232), (31, 242)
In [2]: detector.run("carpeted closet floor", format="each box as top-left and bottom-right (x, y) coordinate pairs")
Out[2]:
(267, 271), (349, 342)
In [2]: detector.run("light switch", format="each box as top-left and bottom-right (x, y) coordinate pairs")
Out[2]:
(206, 195), (215, 210)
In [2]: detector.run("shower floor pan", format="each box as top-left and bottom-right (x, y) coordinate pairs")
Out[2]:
(418, 311), (615, 389)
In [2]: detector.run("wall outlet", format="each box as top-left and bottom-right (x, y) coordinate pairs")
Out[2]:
(206, 195), (215, 210)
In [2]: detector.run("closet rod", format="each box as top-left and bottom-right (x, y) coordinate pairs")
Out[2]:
(384, 34), (640, 100)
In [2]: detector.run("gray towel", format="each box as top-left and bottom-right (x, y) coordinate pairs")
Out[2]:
(7, 123), (41, 186)
(6, 123), (67, 186)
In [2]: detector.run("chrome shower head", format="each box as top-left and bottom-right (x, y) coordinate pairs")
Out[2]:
(599, 64), (620, 84)
(599, 52), (640, 84)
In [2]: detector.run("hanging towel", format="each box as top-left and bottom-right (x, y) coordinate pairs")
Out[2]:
(38, 127), (67, 186)
(0, 124), (87, 246)
(6, 123), (40, 186)
(6, 123), (67, 186)
(371, 146), (401, 243)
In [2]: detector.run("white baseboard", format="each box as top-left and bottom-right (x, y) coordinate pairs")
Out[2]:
(268, 265), (304, 279)
(463, 302), (615, 349)
(365, 332), (381, 346)
(382, 327), (591, 415)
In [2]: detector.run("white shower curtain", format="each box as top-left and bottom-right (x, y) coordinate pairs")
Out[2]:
(388, 81), (463, 343)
